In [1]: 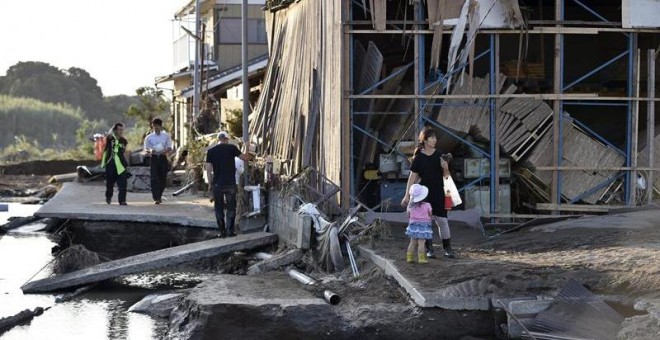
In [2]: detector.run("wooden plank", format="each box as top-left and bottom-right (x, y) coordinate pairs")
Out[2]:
(22, 232), (278, 293)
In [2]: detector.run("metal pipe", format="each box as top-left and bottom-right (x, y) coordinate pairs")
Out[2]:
(192, 0), (201, 121)
(287, 269), (341, 305)
(345, 240), (359, 277)
(241, 0), (249, 185)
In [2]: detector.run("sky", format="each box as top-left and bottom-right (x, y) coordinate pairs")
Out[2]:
(0, 0), (183, 96)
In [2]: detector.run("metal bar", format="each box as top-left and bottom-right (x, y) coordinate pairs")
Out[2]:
(489, 34), (498, 215)
(357, 62), (413, 95)
(551, 0), (564, 207)
(423, 49), (490, 92)
(349, 94), (660, 101)
(534, 166), (660, 171)
(352, 124), (406, 157)
(562, 50), (628, 92)
(421, 117), (490, 158)
(648, 49), (656, 204)
(571, 118), (626, 156)
(241, 0), (250, 185)
(344, 0), (353, 209)
(563, 101), (628, 107)
(569, 173), (624, 204)
(625, 33), (637, 204)
(570, 0), (610, 23)
(353, 111), (412, 115)
(346, 28), (660, 34)
(415, 1), (425, 134)
(558, 27), (565, 208)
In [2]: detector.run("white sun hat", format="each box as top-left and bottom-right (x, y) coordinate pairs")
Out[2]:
(409, 183), (429, 203)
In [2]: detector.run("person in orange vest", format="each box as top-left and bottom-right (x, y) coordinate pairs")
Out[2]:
(102, 122), (130, 205)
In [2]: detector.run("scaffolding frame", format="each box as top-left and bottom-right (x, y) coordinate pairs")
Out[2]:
(342, 0), (660, 215)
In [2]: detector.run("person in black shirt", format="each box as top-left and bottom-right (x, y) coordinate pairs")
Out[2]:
(102, 122), (130, 205)
(401, 126), (456, 258)
(205, 131), (255, 237)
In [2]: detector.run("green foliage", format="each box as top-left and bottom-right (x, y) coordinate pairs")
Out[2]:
(0, 95), (84, 150)
(225, 108), (243, 138)
(105, 94), (140, 125)
(125, 86), (171, 128)
(0, 61), (134, 122)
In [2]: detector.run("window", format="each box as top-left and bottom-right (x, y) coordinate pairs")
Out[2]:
(218, 18), (267, 44)
(219, 18), (241, 43)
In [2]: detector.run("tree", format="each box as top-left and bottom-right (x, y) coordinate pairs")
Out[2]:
(125, 86), (170, 128)
(0, 61), (111, 121)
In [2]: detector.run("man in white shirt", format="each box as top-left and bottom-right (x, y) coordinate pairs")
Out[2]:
(143, 118), (173, 204)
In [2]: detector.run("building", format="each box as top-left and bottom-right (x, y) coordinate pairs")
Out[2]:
(156, 0), (269, 147)
(249, 0), (660, 215)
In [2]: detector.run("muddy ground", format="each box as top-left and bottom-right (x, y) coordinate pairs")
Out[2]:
(365, 210), (660, 302)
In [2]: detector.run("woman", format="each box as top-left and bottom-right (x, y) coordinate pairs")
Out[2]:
(401, 126), (456, 258)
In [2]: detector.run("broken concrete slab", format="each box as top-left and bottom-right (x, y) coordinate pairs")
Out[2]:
(506, 299), (553, 338)
(167, 273), (337, 339)
(128, 291), (188, 318)
(247, 249), (304, 275)
(21, 232), (277, 293)
(35, 182), (217, 228)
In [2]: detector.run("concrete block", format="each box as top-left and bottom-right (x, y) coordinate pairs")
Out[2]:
(296, 215), (312, 249)
(505, 299), (553, 338)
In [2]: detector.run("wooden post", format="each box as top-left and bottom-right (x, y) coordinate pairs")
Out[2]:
(648, 49), (656, 204)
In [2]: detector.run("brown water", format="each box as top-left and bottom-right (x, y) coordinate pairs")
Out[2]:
(0, 204), (168, 340)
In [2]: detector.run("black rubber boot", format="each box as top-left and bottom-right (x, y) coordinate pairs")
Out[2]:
(425, 239), (435, 258)
(442, 238), (456, 258)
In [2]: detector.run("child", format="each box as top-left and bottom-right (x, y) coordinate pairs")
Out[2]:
(405, 184), (434, 264)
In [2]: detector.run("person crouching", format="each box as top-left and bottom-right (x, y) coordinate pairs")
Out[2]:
(405, 184), (434, 264)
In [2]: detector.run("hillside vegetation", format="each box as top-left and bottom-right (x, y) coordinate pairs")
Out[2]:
(0, 95), (84, 149)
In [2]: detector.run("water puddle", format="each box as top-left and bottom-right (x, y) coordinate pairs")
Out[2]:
(0, 204), (170, 339)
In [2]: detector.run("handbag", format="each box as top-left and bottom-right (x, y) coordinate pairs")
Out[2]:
(443, 175), (462, 207)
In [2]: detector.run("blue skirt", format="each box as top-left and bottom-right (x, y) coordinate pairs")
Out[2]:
(405, 221), (433, 240)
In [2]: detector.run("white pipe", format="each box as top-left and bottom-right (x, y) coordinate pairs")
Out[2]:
(252, 252), (273, 261)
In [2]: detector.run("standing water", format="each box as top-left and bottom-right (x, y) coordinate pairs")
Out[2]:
(0, 203), (168, 339)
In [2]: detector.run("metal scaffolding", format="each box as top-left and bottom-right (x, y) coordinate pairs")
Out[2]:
(343, 0), (660, 216)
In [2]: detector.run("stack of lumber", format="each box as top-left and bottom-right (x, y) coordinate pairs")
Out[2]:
(249, 0), (342, 187)
(433, 74), (550, 162)
(524, 116), (624, 204)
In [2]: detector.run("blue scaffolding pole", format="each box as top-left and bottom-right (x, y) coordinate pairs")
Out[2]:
(489, 34), (497, 215)
(625, 33), (637, 204)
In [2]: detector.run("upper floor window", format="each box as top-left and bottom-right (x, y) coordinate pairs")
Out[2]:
(218, 18), (267, 44)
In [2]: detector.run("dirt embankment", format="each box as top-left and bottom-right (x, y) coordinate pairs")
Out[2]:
(0, 159), (98, 176)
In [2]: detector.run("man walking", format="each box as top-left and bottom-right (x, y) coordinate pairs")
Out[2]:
(144, 118), (173, 204)
(102, 122), (130, 205)
(205, 131), (255, 237)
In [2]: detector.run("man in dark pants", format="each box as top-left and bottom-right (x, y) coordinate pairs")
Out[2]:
(205, 131), (255, 237)
(102, 122), (129, 205)
(144, 118), (173, 204)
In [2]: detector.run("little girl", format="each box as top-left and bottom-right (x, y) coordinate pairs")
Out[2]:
(405, 184), (434, 263)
